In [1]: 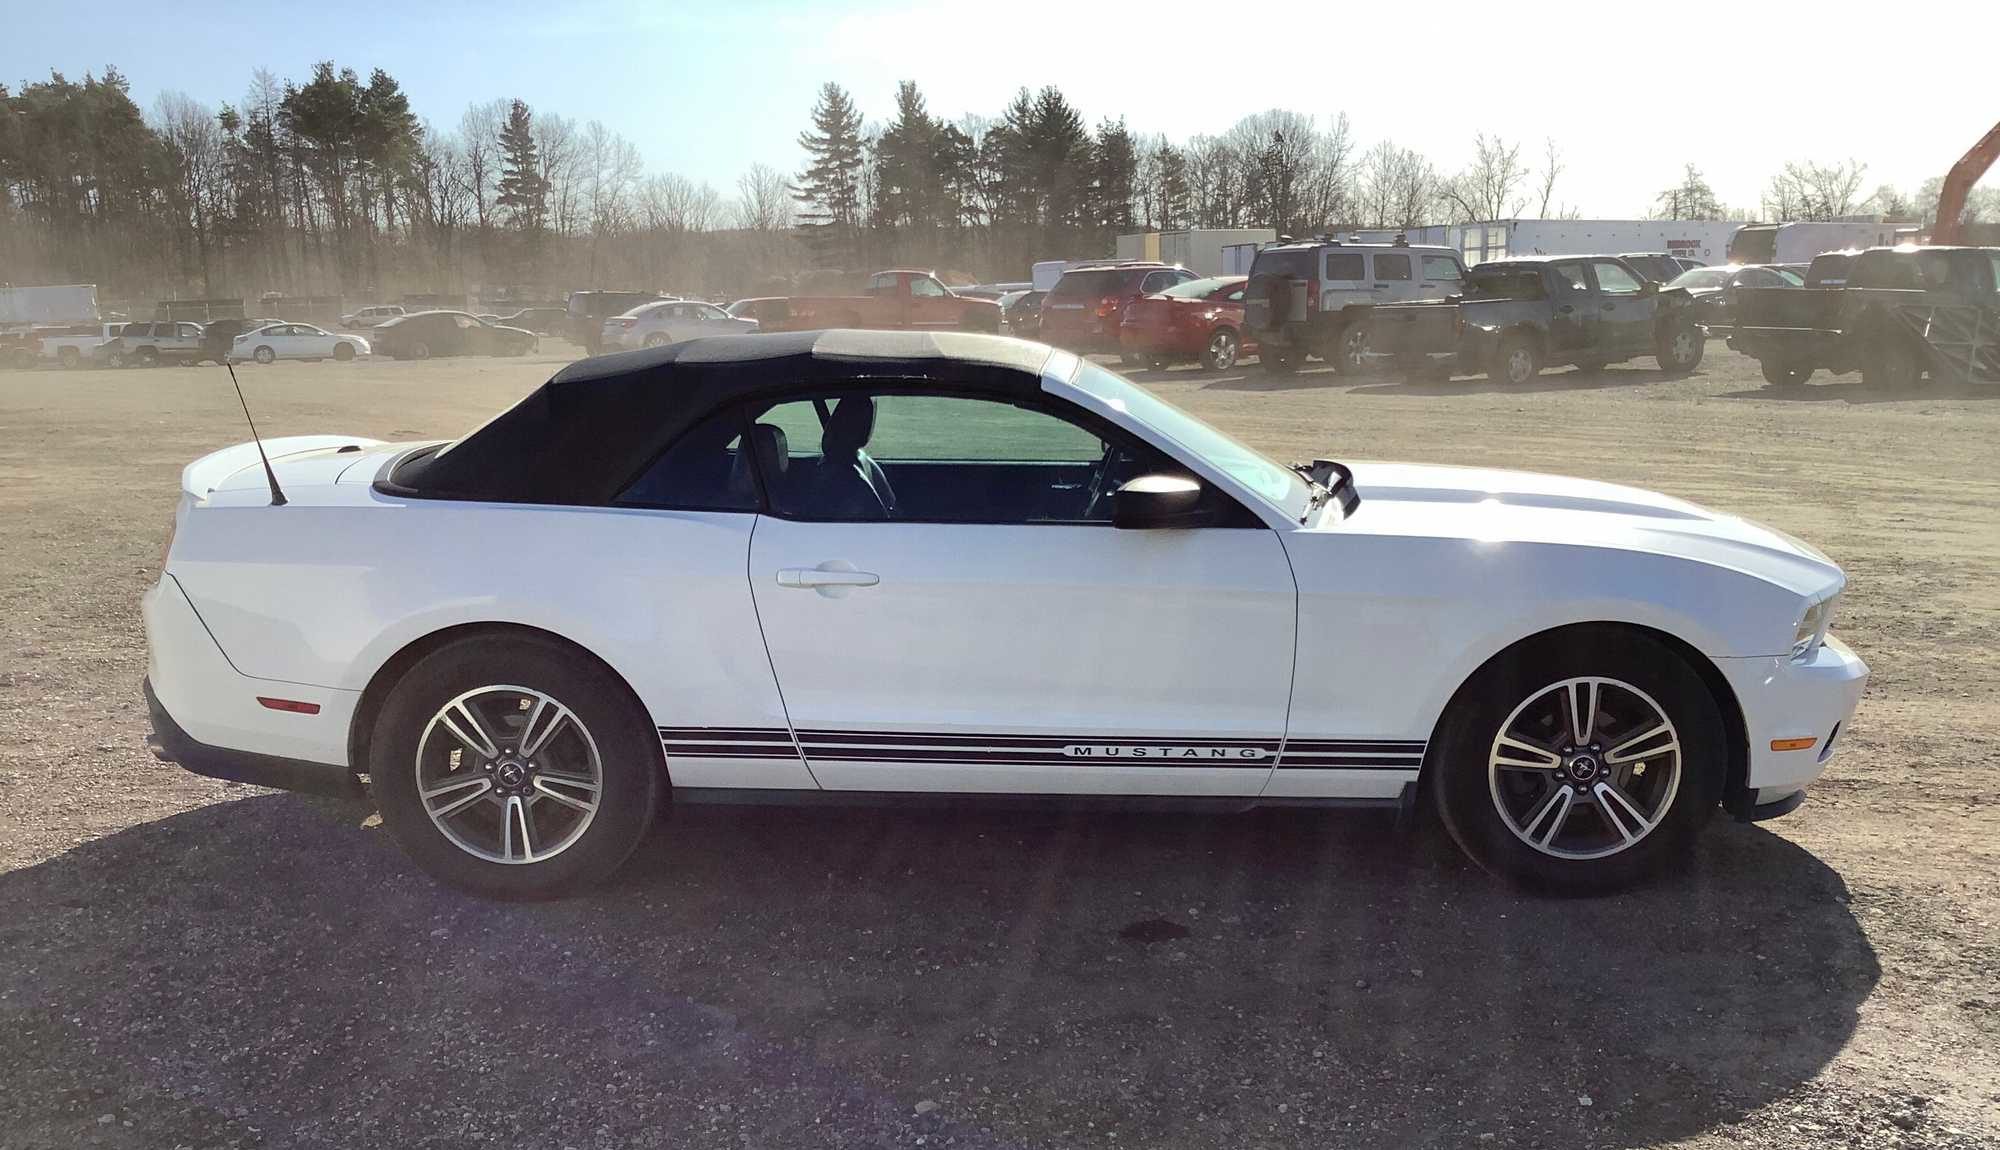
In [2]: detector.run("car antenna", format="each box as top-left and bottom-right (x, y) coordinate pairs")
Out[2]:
(224, 361), (287, 506)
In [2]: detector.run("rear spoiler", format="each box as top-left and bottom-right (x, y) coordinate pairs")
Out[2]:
(181, 435), (383, 499)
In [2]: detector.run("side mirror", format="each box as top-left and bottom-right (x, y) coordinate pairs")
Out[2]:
(1638, 280), (1660, 297)
(1111, 474), (1212, 529)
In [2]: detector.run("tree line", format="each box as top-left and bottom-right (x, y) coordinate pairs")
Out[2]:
(1, 64), (1987, 309)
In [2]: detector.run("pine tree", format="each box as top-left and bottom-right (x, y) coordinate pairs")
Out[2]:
(1091, 118), (1137, 241)
(496, 99), (547, 231)
(874, 81), (940, 233)
(794, 82), (864, 266)
(1154, 140), (1190, 231)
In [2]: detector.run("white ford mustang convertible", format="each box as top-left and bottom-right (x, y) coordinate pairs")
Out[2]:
(144, 330), (1866, 897)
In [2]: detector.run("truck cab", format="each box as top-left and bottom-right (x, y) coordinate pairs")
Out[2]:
(862, 271), (975, 329)
(1243, 240), (1466, 373)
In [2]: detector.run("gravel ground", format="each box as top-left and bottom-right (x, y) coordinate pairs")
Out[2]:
(0, 343), (1995, 1149)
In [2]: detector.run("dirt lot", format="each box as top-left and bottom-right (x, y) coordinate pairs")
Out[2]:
(1, 344), (1995, 1149)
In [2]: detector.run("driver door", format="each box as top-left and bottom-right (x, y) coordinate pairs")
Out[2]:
(745, 386), (1297, 796)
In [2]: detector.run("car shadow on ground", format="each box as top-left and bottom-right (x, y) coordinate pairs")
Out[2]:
(0, 795), (1875, 1148)
(1343, 365), (1687, 398)
(1717, 378), (2000, 404)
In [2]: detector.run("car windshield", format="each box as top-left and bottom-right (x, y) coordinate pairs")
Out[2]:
(1067, 357), (1311, 517)
(1669, 267), (1735, 290)
(1160, 276), (1230, 299)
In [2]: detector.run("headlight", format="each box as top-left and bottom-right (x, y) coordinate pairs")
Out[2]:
(1792, 597), (1835, 661)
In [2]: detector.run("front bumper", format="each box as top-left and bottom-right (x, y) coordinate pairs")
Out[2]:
(1715, 634), (1868, 819)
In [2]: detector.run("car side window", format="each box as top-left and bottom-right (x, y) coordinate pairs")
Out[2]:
(615, 407), (759, 511)
(910, 277), (948, 298)
(1324, 252), (1365, 282)
(1374, 253), (1412, 281)
(1420, 254), (1463, 285)
(1551, 263), (1592, 293)
(1591, 261), (1644, 295)
(1140, 271), (1175, 293)
(455, 315), (476, 329)
(746, 390), (1146, 524)
(867, 274), (897, 295)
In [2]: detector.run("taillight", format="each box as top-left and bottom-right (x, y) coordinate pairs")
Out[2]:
(1096, 295), (1120, 318)
(619, 318), (636, 328)
(1306, 279), (1320, 312)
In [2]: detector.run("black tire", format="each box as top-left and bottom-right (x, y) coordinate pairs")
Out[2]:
(1429, 627), (1726, 894)
(333, 342), (355, 362)
(58, 346), (80, 369)
(1760, 359), (1811, 387)
(136, 346), (161, 368)
(1201, 328), (1240, 372)
(252, 345), (276, 365)
(1654, 321), (1704, 375)
(1488, 334), (1541, 384)
(1119, 351), (1147, 368)
(643, 333), (670, 349)
(410, 341), (432, 361)
(370, 634), (663, 899)
(1862, 338), (1921, 388)
(1328, 322), (1370, 376)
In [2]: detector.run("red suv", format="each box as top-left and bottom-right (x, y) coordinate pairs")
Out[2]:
(1038, 262), (1199, 357)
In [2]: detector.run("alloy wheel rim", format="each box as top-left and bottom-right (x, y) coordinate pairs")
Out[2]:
(1343, 328), (1368, 369)
(415, 685), (604, 865)
(1487, 676), (1682, 860)
(1210, 332), (1236, 369)
(1507, 349), (1533, 383)
(1672, 331), (1695, 364)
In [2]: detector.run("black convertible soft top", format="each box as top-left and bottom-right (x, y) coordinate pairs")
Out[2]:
(383, 330), (1058, 505)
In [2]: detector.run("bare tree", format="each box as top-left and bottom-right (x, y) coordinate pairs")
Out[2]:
(1653, 164), (1725, 219)
(1357, 140), (1440, 229)
(533, 112), (581, 238)
(458, 99), (508, 230)
(1535, 138), (1563, 217)
(579, 121), (642, 280)
(734, 162), (794, 231)
(154, 92), (225, 295)
(1443, 132), (1525, 224)
(1762, 158), (1868, 221)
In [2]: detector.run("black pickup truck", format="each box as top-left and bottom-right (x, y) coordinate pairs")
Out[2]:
(1360, 256), (1705, 383)
(1729, 245), (2000, 387)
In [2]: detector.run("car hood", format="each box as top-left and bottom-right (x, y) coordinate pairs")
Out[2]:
(1325, 461), (1842, 598)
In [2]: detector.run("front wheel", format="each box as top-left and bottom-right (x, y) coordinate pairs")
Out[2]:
(1760, 359), (1811, 388)
(410, 341), (432, 360)
(136, 347), (161, 368)
(1430, 628), (1724, 893)
(1488, 335), (1541, 385)
(370, 635), (663, 899)
(252, 345), (276, 365)
(1862, 339), (1921, 388)
(643, 333), (670, 349)
(333, 342), (355, 362)
(1201, 328), (1240, 372)
(1655, 323), (1704, 375)
(58, 347), (81, 369)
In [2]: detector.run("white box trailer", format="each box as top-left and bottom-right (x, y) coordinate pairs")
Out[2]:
(1456, 220), (1745, 266)
(1113, 229), (1279, 276)
(1725, 220), (1919, 265)
(0, 284), (99, 326)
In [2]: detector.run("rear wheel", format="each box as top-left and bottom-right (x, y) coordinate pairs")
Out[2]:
(1201, 328), (1240, 372)
(58, 347), (80, 369)
(1760, 359), (1812, 387)
(252, 345), (276, 365)
(1489, 334), (1541, 385)
(1328, 323), (1370, 376)
(1430, 628), (1724, 894)
(410, 341), (432, 360)
(136, 346), (160, 368)
(1119, 351), (1147, 368)
(370, 635), (663, 899)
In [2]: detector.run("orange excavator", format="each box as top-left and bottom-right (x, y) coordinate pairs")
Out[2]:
(1930, 120), (2000, 244)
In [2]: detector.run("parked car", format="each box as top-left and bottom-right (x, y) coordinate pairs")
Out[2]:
(143, 329), (1866, 899)
(0, 330), (40, 369)
(600, 299), (758, 351)
(200, 318), (284, 365)
(106, 321), (208, 367)
(1242, 241), (1468, 373)
(37, 322), (127, 368)
(1003, 290), (1045, 340)
(340, 305), (406, 329)
(1117, 275), (1256, 371)
(1040, 263), (1200, 357)
(499, 307), (568, 335)
(1801, 250), (1860, 288)
(726, 297), (792, 326)
(372, 311), (538, 360)
(1362, 256), (1705, 383)
(1620, 253), (1705, 284)
(1665, 264), (1803, 332)
(1729, 245), (2000, 387)
(231, 321), (373, 364)
(752, 270), (1004, 334)
(567, 290), (665, 353)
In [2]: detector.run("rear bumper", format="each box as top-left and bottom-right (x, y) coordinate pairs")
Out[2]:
(144, 678), (361, 797)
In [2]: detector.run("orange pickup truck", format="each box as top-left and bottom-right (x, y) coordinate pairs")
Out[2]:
(750, 270), (1002, 334)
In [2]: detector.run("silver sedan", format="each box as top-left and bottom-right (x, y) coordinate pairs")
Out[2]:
(601, 300), (758, 350)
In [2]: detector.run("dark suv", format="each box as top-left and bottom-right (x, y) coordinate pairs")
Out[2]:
(566, 290), (664, 353)
(1038, 263), (1198, 358)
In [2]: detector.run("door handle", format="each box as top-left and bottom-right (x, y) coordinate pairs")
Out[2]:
(776, 567), (880, 589)
(1601, 303), (1616, 311)
(1558, 305), (1574, 314)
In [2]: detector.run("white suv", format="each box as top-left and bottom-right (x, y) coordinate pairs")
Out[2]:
(341, 305), (405, 329)
(1243, 241), (1466, 373)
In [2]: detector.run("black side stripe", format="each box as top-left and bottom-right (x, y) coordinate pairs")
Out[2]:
(655, 728), (1424, 770)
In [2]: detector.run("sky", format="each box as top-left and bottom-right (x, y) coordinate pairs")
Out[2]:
(6, 0), (1997, 220)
